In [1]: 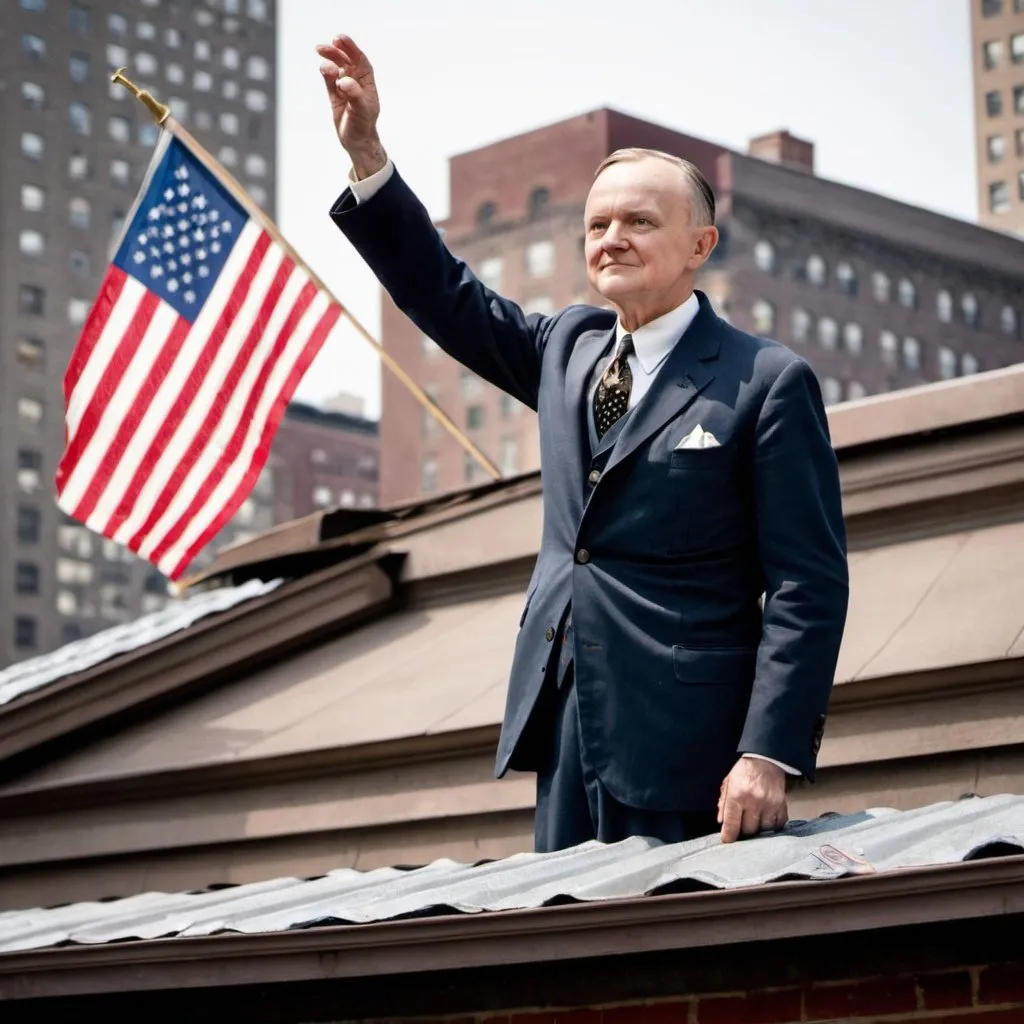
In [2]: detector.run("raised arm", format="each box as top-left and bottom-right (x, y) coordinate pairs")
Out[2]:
(316, 35), (549, 409)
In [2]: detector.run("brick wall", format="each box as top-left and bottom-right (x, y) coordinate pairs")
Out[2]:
(372, 961), (1024, 1023)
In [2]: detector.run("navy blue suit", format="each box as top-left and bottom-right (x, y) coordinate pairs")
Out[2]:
(331, 169), (849, 835)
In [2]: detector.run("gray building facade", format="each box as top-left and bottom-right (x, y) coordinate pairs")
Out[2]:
(1, 0), (277, 667)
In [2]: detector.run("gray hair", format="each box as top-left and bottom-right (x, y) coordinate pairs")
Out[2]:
(594, 148), (716, 227)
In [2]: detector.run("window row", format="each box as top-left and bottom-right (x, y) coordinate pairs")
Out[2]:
(104, 44), (271, 84)
(310, 487), (376, 510)
(477, 186), (553, 229)
(17, 285), (90, 327)
(21, 122), (158, 160)
(988, 174), (1024, 214)
(984, 85), (1024, 118)
(420, 438), (521, 494)
(980, 32), (1024, 69)
(753, 246), (1019, 334)
(981, 0), (1024, 17)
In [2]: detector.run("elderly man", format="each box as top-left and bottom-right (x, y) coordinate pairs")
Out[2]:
(318, 36), (849, 851)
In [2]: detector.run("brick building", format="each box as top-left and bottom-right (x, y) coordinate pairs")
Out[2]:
(970, 0), (1024, 235)
(1, 0), (278, 666)
(380, 108), (1024, 504)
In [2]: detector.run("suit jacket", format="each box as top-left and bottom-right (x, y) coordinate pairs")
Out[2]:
(331, 168), (850, 812)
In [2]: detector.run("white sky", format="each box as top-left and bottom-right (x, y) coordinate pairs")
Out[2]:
(277, 0), (977, 419)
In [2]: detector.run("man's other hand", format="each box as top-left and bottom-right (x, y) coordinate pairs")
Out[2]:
(315, 35), (387, 180)
(717, 757), (788, 843)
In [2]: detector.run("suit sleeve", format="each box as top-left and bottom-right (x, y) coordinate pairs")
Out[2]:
(738, 358), (850, 780)
(330, 167), (550, 410)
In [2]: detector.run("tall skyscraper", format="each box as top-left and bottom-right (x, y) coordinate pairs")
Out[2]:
(971, 0), (1024, 234)
(378, 108), (1024, 504)
(1, 0), (277, 667)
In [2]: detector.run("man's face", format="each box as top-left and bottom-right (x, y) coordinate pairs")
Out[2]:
(583, 158), (716, 313)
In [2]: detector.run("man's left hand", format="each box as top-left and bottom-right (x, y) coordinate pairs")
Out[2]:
(717, 757), (788, 843)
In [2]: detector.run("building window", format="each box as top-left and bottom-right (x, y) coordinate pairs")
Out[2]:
(14, 617), (38, 651)
(139, 122), (158, 147)
(464, 451), (486, 484)
(18, 506), (41, 544)
(17, 449), (43, 492)
(1017, 128), (1024, 158)
(69, 53), (90, 83)
(22, 33), (46, 60)
(1015, 85), (1024, 115)
(219, 146), (238, 166)
(69, 196), (91, 229)
(938, 345), (957, 379)
(21, 132), (44, 161)
(1020, 170), (1024, 200)
(69, 101), (92, 135)
(986, 90), (1003, 117)
(195, 6), (215, 25)
(477, 201), (497, 228)
(902, 336), (922, 372)
(68, 298), (89, 325)
(19, 229), (46, 259)
(871, 271), (891, 303)
(897, 278), (917, 309)
(1012, 33), (1024, 63)
(525, 295), (555, 314)
(195, 39), (212, 61)
(249, 185), (268, 208)
(245, 153), (267, 177)
(166, 62), (185, 84)
(806, 254), (827, 286)
(500, 392), (521, 419)
(18, 396), (44, 431)
(22, 81), (45, 110)
(987, 135), (1006, 162)
(937, 289), (954, 322)
(110, 158), (131, 186)
(21, 184), (45, 212)
(60, 525), (93, 558)
(962, 353), (981, 375)
(21, 0), (47, 10)
(57, 558), (93, 585)
(223, 46), (241, 70)
(136, 52), (158, 76)
(109, 116), (130, 143)
(990, 181), (1011, 213)
(528, 186), (550, 218)
(421, 455), (438, 494)
(982, 0), (1002, 13)
(500, 437), (519, 476)
(753, 240), (775, 272)
(421, 334), (441, 358)
(16, 562), (40, 595)
(224, 80), (241, 100)
(245, 89), (268, 112)
(1001, 305), (1019, 337)
(847, 381), (867, 401)
(194, 70), (213, 92)
(19, 285), (45, 316)
(108, 12), (127, 35)
(221, 112), (239, 135)
(248, 0), (269, 18)
(790, 308), (811, 343)
(62, 622), (84, 644)
(168, 96), (190, 121)
(843, 322), (863, 355)
(526, 240), (556, 278)
(962, 292), (980, 328)
(107, 43), (128, 68)
(56, 590), (78, 616)
(17, 337), (44, 370)
(137, 20), (156, 39)
(984, 40), (1004, 69)
(460, 369), (484, 398)
(879, 330), (898, 369)
(466, 405), (485, 430)
(836, 261), (858, 296)
(821, 378), (842, 406)
(817, 316), (838, 350)
(247, 55), (270, 80)
(479, 257), (503, 291)
(751, 299), (774, 335)
(69, 153), (90, 180)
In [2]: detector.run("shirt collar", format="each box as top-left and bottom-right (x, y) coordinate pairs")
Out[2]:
(615, 292), (701, 375)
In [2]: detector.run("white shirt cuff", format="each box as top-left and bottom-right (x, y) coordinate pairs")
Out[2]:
(349, 159), (395, 204)
(742, 753), (801, 776)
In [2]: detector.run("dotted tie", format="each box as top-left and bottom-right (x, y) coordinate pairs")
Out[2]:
(593, 334), (634, 440)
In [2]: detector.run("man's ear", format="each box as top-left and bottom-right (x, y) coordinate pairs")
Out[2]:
(689, 226), (719, 269)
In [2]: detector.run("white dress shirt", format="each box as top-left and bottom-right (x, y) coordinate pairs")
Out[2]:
(348, 158), (797, 778)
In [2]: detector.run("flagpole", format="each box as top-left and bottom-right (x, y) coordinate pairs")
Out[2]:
(110, 69), (502, 483)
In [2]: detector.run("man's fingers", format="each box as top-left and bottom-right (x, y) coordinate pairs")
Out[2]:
(332, 34), (370, 66)
(740, 806), (761, 837)
(720, 795), (742, 843)
(716, 778), (728, 824)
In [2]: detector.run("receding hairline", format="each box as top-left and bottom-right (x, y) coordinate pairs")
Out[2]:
(592, 148), (716, 227)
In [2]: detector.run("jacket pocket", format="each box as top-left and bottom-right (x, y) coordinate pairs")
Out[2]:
(672, 645), (756, 686)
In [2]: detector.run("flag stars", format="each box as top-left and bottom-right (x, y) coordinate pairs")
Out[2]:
(136, 232), (148, 245)
(184, 289), (196, 304)
(193, 227), (206, 242)
(198, 264), (210, 278)
(179, 252), (191, 266)
(177, 219), (189, 232)
(177, 182), (190, 197)
(163, 241), (175, 254)
(174, 165), (189, 181)
(166, 279), (179, 293)
(196, 247), (208, 261)
(163, 187), (175, 202)
(209, 241), (221, 254)
(132, 250), (146, 264)
(150, 265), (163, 278)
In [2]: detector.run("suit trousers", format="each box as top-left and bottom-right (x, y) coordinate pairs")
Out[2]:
(533, 661), (719, 852)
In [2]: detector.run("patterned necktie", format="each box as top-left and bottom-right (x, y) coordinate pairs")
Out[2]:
(593, 334), (634, 440)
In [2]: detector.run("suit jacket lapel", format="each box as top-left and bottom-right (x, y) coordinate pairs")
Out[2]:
(602, 293), (723, 478)
(564, 325), (615, 495)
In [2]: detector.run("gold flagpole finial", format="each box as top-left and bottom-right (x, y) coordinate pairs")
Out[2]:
(110, 67), (170, 125)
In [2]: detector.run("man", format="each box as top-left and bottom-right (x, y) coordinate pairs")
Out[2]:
(317, 35), (849, 851)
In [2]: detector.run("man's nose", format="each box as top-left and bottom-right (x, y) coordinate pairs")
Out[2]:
(601, 228), (628, 252)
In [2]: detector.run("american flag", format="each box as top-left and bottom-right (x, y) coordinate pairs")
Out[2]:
(56, 131), (341, 580)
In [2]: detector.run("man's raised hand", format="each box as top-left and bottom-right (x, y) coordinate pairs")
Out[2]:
(717, 756), (789, 844)
(316, 35), (387, 180)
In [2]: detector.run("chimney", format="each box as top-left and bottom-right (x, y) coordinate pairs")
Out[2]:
(747, 130), (815, 175)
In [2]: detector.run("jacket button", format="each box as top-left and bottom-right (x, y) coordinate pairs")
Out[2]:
(576, 549), (590, 564)
(588, 469), (601, 484)
(544, 626), (555, 641)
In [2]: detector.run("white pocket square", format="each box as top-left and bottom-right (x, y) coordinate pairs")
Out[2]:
(675, 424), (721, 450)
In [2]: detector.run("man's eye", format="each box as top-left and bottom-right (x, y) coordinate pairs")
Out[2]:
(635, 217), (651, 226)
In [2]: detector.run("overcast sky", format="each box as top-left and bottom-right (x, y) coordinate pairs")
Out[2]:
(277, 0), (976, 419)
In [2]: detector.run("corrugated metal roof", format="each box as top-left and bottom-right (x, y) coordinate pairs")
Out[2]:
(1, 795), (1021, 955)
(0, 579), (283, 708)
